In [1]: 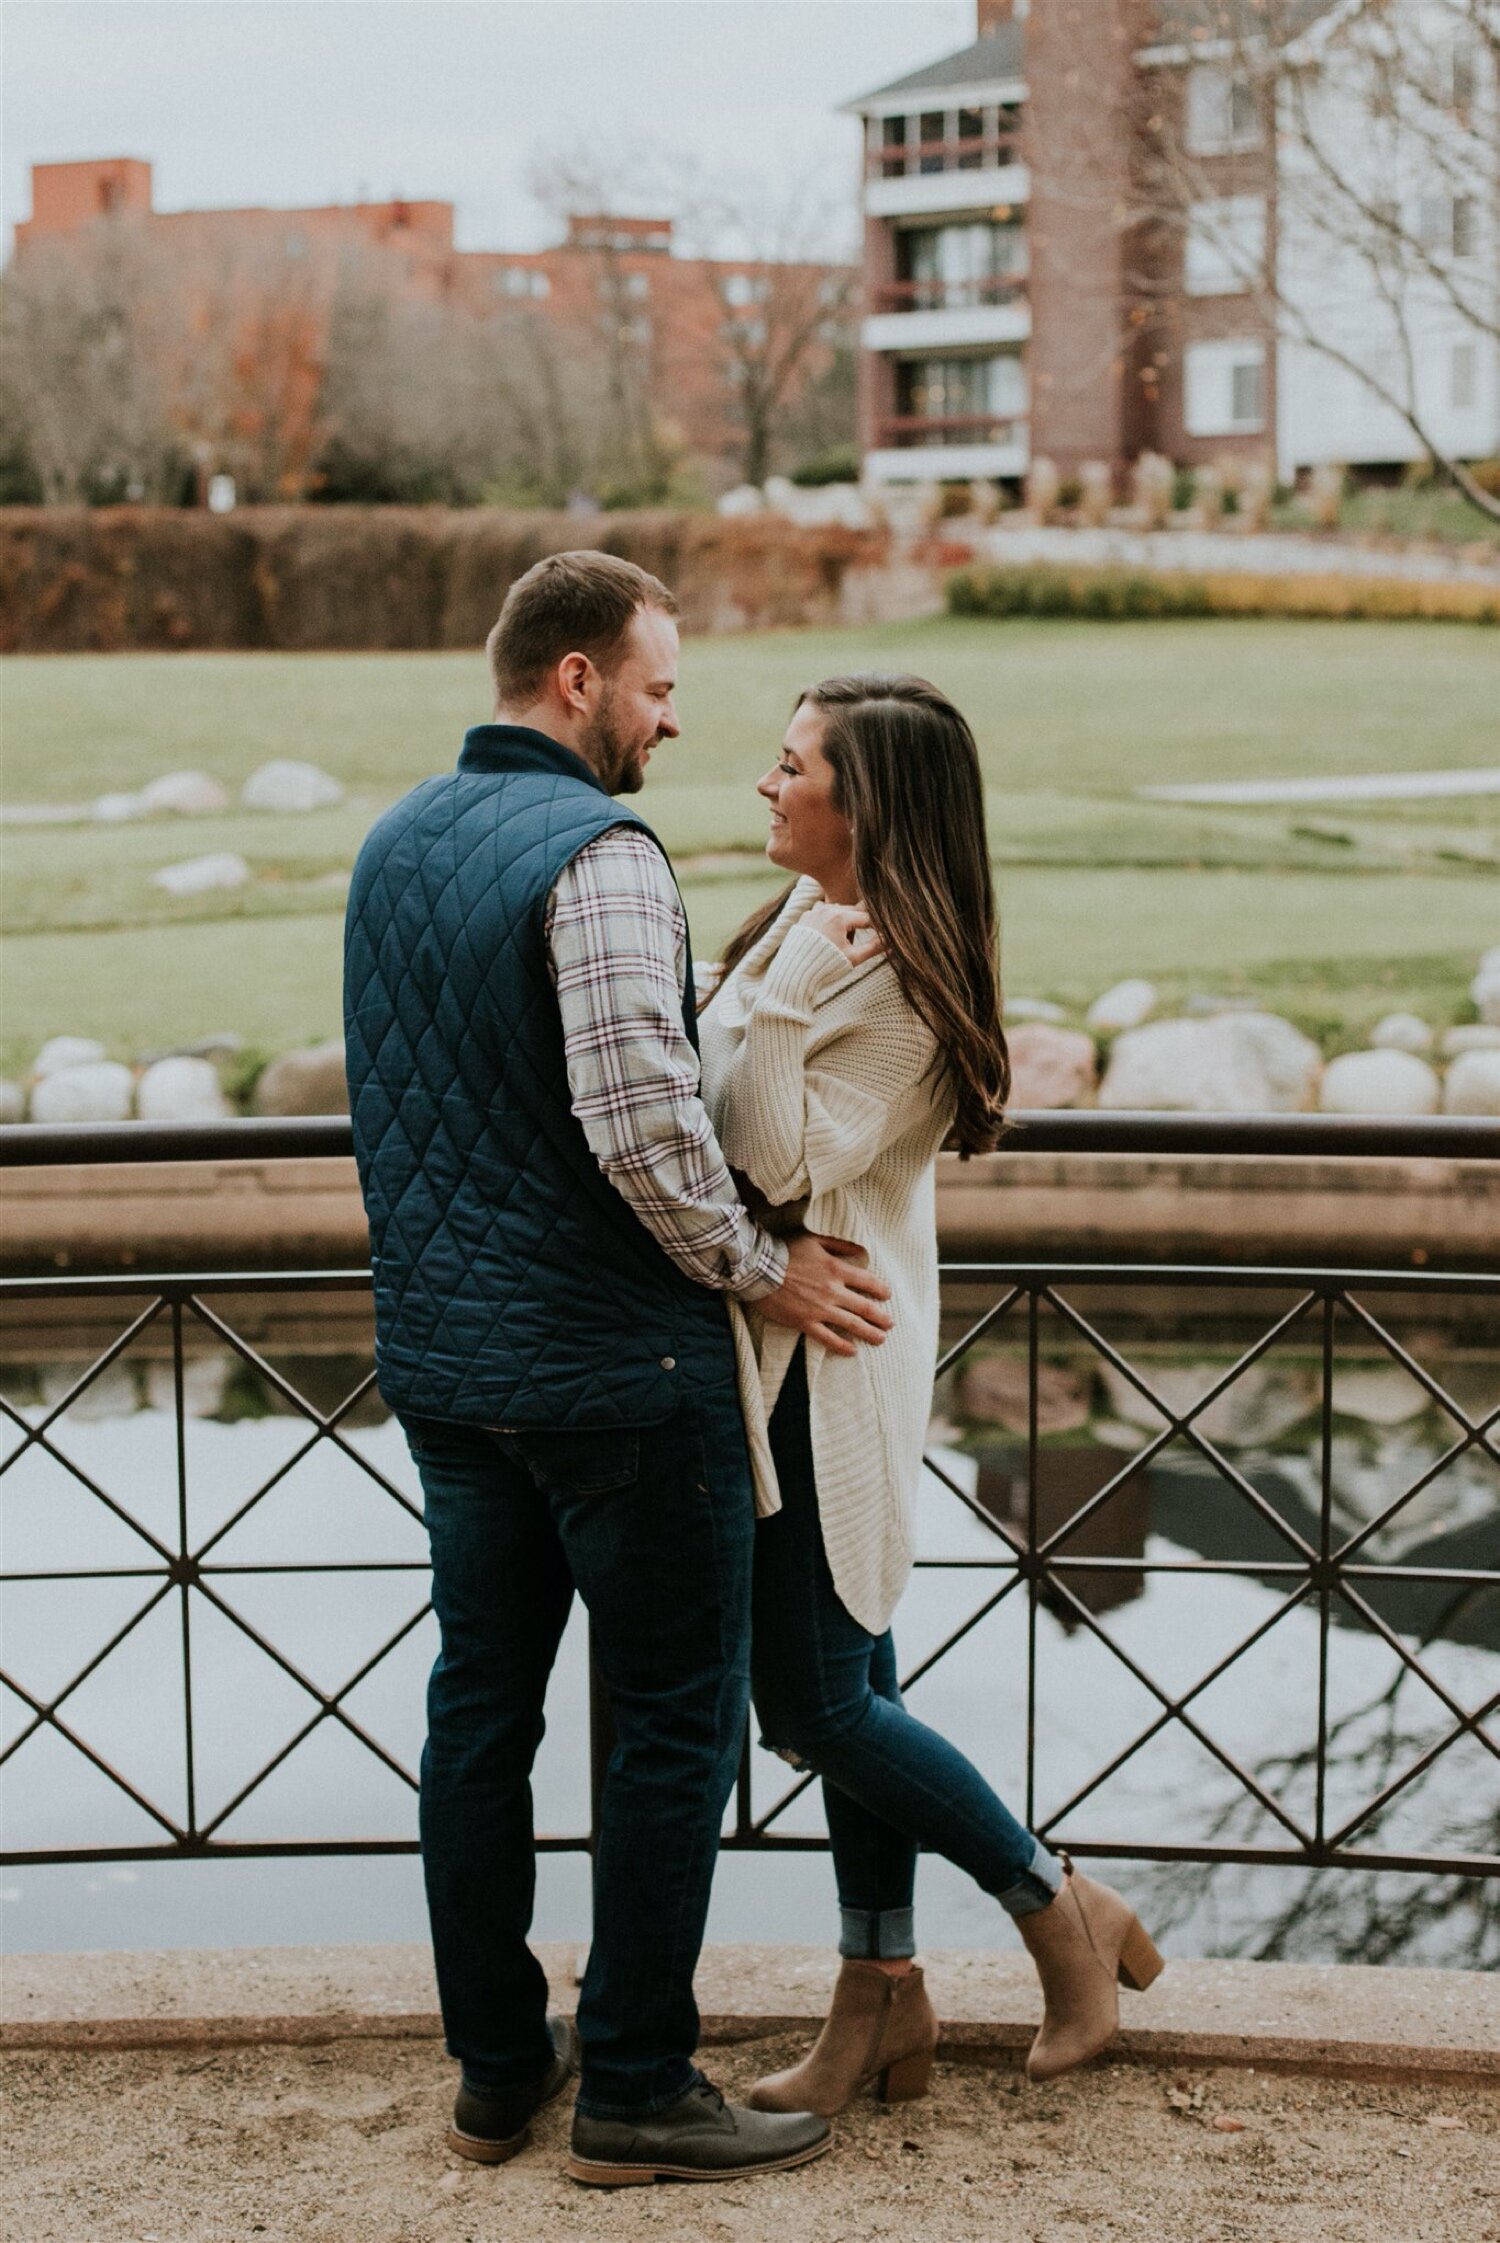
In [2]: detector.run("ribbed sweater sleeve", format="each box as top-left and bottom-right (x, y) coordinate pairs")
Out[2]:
(714, 921), (935, 1207)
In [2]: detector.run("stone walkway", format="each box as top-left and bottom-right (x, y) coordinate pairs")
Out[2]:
(5, 2032), (1495, 2243)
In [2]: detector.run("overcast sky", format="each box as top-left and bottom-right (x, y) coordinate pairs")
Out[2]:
(2, 0), (975, 258)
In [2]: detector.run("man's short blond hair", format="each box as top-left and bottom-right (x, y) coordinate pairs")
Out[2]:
(486, 550), (679, 707)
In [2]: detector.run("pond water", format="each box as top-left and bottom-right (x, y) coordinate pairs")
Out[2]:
(2, 1280), (1495, 1969)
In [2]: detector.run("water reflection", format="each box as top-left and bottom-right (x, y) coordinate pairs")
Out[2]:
(2, 1282), (1496, 1968)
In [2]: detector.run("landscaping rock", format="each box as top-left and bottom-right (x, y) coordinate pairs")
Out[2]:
(1097, 1012), (1321, 1113)
(253, 1039), (349, 1116)
(1319, 1050), (1440, 1115)
(1441, 1023), (1500, 1055)
(0, 1080), (25, 1123)
(92, 791), (148, 822)
(1333, 1366), (1429, 1426)
(1369, 1012), (1434, 1054)
(29, 1061), (135, 1124)
(241, 759), (344, 812)
(1006, 998), (1067, 1024)
(1007, 1023), (1097, 1109)
(1099, 1360), (1317, 1446)
(145, 1353), (231, 1418)
(151, 852), (252, 896)
(135, 1056), (231, 1122)
(140, 770), (231, 816)
(33, 1035), (106, 1078)
(1442, 1049), (1500, 1116)
(960, 1356), (1090, 1436)
(1473, 948), (1500, 1025)
(1086, 978), (1157, 1033)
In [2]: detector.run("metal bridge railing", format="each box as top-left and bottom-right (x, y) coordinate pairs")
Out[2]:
(1, 1119), (1496, 1883)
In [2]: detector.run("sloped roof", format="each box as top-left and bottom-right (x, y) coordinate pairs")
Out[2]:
(848, 25), (1026, 108)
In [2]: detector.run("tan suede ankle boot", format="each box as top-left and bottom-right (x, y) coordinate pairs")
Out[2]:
(747, 1960), (939, 2117)
(1018, 1858), (1164, 2082)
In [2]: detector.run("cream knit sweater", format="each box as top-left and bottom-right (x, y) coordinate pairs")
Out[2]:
(698, 876), (955, 1635)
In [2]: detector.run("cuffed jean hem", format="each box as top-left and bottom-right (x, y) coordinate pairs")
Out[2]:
(573, 2062), (701, 2123)
(839, 1905), (916, 1961)
(995, 1836), (1066, 1921)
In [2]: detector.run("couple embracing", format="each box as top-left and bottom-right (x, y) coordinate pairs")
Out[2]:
(343, 552), (1161, 2189)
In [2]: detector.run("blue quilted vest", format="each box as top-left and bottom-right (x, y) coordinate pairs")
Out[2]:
(344, 723), (737, 1429)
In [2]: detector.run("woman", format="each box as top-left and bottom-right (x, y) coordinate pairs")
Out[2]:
(698, 674), (1161, 2119)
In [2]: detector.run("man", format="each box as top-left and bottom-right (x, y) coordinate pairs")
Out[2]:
(344, 552), (892, 2187)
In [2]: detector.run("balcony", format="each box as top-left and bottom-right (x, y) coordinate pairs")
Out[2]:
(866, 412), (1029, 480)
(866, 129), (1021, 182)
(872, 276), (1025, 312)
(863, 279), (1031, 355)
(866, 160), (1031, 222)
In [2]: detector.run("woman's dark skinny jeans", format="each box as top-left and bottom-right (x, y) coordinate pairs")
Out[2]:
(751, 1345), (1063, 1960)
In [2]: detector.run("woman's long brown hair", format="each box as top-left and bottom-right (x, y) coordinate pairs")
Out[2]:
(708, 674), (1009, 1156)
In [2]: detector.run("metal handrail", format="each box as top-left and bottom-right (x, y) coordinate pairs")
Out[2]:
(2, 1112), (1499, 1168)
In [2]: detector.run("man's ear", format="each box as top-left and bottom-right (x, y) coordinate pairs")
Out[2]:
(556, 651), (594, 715)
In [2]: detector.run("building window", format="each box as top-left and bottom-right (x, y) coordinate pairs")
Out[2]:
(1416, 194), (1475, 255)
(896, 351), (1026, 436)
(897, 218), (1024, 307)
(498, 267), (549, 298)
(957, 107), (985, 170)
(1185, 64), (1262, 154)
(283, 229), (308, 260)
(1451, 342), (1477, 412)
(1185, 196), (1266, 295)
(625, 271), (649, 300)
(1185, 339), (1266, 434)
(1451, 43), (1478, 109)
(919, 111), (947, 174)
(1452, 196), (1477, 258)
(722, 272), (767, 307)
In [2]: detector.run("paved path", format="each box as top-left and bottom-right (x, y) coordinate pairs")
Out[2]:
(1138, 769), (1500, 805)
(4, 2032), (1495, 2243)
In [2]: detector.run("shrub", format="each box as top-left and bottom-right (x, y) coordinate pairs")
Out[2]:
(0, 505), (889, 651)
(945, 561), (1499, 624)
(789, 445), (862, 488)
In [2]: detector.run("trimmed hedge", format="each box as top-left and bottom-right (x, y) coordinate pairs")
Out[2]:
(947, 561), (1500, 624)
(0, 506), (887, 653)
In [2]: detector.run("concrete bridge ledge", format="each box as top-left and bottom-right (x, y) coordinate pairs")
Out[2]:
(4, 1942), (1495, 2085)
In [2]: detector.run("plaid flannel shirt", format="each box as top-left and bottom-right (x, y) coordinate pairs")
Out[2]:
(545, 827), (786, 1300)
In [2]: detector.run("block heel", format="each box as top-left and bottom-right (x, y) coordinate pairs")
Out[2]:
(877, 2046), (934, 2103)
(1116, 1918), (1164, 1993)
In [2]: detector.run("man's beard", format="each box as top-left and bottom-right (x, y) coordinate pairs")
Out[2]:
(580, 682), (647, 796)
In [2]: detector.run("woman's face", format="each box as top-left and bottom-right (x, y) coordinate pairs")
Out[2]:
(758, 702), (857, 898)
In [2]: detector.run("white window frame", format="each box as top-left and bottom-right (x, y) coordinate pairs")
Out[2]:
(1185, 64), (1262, 155)
(1184, 338), (1266, 435)
(1185, 196), (1266, 297)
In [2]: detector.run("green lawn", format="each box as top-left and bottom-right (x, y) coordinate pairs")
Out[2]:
(3, 619), (1497, 1078)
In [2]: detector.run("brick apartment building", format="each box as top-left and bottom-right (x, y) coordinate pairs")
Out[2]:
(848, 0), (1500, 489)
(12, 159), (852, 490)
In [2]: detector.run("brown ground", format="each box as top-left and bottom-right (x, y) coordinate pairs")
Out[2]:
(4, 2034), (1495, 2243)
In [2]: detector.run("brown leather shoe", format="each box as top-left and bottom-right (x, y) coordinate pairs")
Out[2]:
(747, 1960), (939, 2117)
(1018, 1859), (1163, 2081)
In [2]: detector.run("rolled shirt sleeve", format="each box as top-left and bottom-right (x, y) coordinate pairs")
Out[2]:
(545, 827), (787, 1300)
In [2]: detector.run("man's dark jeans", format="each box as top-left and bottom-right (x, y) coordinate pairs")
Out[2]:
(401, 1379), (754, 2120)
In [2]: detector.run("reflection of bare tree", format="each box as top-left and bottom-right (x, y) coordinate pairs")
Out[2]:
(1141, 1582), (1499, 1968)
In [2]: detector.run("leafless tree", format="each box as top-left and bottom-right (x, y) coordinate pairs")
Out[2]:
(0, 221), (183, 502)
(315, 240), (613, 505)
(528, 142), (858, 491)
(1125, 0), (1500, 521)
(676, 165), (859, 488)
